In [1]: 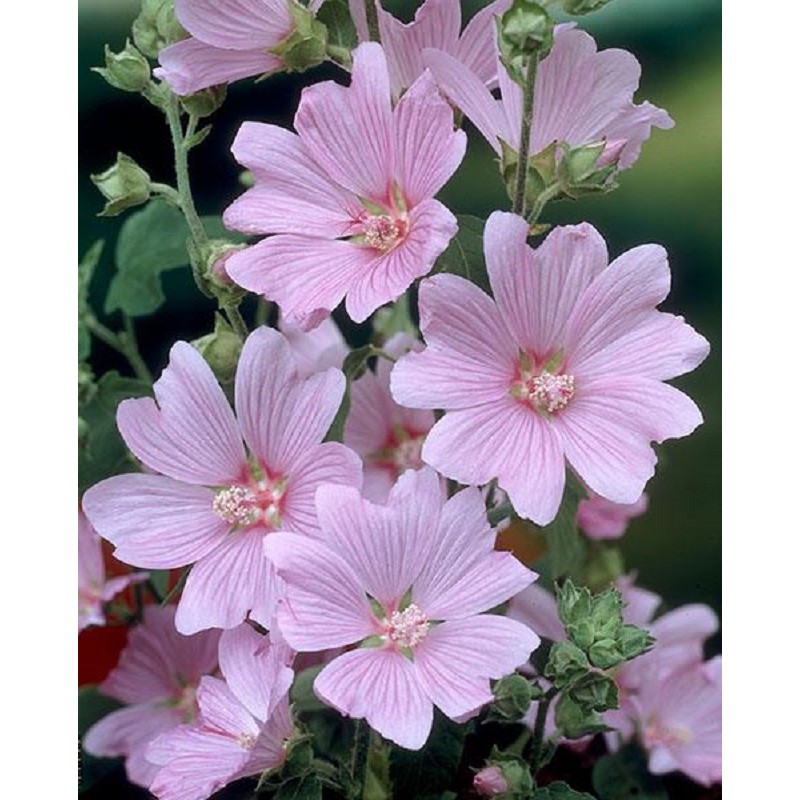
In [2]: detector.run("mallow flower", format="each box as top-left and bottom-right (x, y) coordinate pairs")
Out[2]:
(577, 491), (649, 540)
(83, 327), (362, 634)
(83, 605), (221, 788)
(425, 23), (673, 170)
(391, 213), (709, 525)
(223, 42), (465, 329)
(264, 468), (539, 749)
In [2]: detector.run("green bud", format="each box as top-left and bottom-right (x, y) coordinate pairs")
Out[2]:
(180, 84), (227, 118)
(560, 142), (604, 183)
(580, 546), (625, 592)
(90, 153), (151, 217)
(201, 240), (248, 301)
(497, 0), (554, 85)
(554, 693), (607, 740)
(483, 751), (534, 797)
(490, 674), (533, 722)
(568, 673), (618, 713)
(372, 295), (416, 343)
(544, 641), (590, 689)
(566, 620), (594, 652)
(270, 2), (328, 73)
(557, 142), (618, 198)
(562, 0), (615, 15)
(556, 580), (592, 629)
(591, 588), (623, 639)
(133, 0), (188, 59)
(93, 40), (151, 93)
(192, 314), (243, 387)
(617, 624), (655, 661)
(587, 638), (623, 670)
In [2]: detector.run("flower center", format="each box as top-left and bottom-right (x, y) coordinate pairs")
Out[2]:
(386, 603), (429, 649)
(362, 213), (406, 252)
(393, 436), (425, 472)
(510, 353), (575, 416)
(212, 476), (288, 529)
(643, 720), (694, 749)
(174, 684), (199, 723)
(236, 732), (257, 750)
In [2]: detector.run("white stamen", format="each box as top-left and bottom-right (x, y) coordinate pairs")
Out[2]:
(387, 603), (429, 648)
(212, 486), (259, 526)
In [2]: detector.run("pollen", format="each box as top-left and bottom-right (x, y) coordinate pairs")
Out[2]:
(212, 486), (259, 526)
(531, 371), (575, 414)
(643, 720), (694, 749)
(236, 732), (257, 750)
(387, 603), (429, 648)
(363, 214), (403, 251)
(392, 435), (425, 472)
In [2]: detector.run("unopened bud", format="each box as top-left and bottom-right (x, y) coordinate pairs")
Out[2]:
(93, 40), (151, 92)
(133, 0), (187, 59)
(474, 766), (508, 797)
(270, 3), (328, 73)
(90, 153), (151, 217)
(497, 0), (555, 84)
(180, 84), (227, 118)
(192, 314), (242, 386)
(491, 674), (533, 722)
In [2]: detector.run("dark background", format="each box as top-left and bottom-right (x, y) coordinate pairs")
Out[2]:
(78, 0), (721, 650)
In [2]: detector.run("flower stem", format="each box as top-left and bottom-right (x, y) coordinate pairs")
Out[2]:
(364, 0), (382, 43)
(512, 53), (540, 217)
(350, 719), (371, 799)
(529, 686), (558, 780)
(222, 303), (249, 342)
(83, 313), (153, 383)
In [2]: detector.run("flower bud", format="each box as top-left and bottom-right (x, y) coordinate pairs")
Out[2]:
(497, 0), (555, 84)
(491, 674), (533, 722)
(93, 40), (151, 93)
(474, 766), (508, 797)
(180, 84), (227, 118)
(270, 2), (328, 73)
(192, 314), (242, 387)
(90, 153), (151, 217)
(133, 0), (187, 59)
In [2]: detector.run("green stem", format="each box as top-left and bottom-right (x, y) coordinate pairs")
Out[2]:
(83, 314), (152, 383)
(223, 303), (249, 342)
(488, 501), (514, 526)
(528, 182), (562, 227)
(160, 567), (190, 607)
(150, 182), (181, 206)
(529, 686), (558, 780)
(120, 315), (154, 382)
(364, 0), (381, 43)
(255, 297), (272, 328)
(350, 719), (370, 799)
(512, 53), (540, 217)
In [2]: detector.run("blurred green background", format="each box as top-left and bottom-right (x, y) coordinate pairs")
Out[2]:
(79, 0), (721, 623)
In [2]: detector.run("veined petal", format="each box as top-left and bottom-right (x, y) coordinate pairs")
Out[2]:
(507, 583), (566, 642)
(314, 648), (433, 750)
(264, 533), (376, 650)
(117, 341), (246, 486)
(455, 0), (511, 86)
(175, 0), (292, 50)
(156, 38), (281, 96)
(83, 474), (229, 570)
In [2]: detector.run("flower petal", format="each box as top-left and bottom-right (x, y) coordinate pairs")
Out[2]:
(175, 0), (292, 50)
(454, 0), (510, 86)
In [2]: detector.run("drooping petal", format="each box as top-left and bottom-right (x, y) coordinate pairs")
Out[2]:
(484, 214), (608, 357)
(155, 38), (282, 96)
(344, 199), (457, 323)
(314, 469), (441, 609)
(278, 314), (348, 378)
(295, 42), (394, 203)
(174, 0), (293, 50)
(415, 616), (539, 719)
(225, 235), (379, 329)
(234, 327), (346, 472)
(83, 474), (228, 570)
(454, 0), (511, 86)
(240, 696), (293, 776)
(577, 492), (649, 540)
(391, 274), (516, 409)
(175, 528), (279, 634)
(413, 486), (536, 619)
(604, 100), (675, 170)
(264, 533), (377, 650)
(423, 48), (511, 153)
(223, 123), (359, 237)
(393, 71), (466, 205)
(314, 648), (433, 750)
(117, 342), (246, 485)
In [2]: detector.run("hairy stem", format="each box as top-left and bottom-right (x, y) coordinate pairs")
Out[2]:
(222, 303), (249, 342)
(512, 53), (540, 216)
(364, 0), (382, 43)
(350, 719), (371, 799)
(83, 314), (152, 383)
(529, 686), (559, 780)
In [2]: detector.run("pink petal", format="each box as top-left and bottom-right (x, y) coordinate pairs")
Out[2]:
(196, 675), (261, 738)
(83, 474), (229, 570)
(295, 42), (393, 203)
(485, 214), (608, 357)
(223, 123), (358, 237)
(281, 442), (363, 535)
(423, 48), (511, 153)
(234, 328), (346, 473)
(415, 616), (539, 719)
(393, 71), (466, 205)
(422, 397), (566, 525)
(174, 0), (292, 50)
(391, 274), (516, 409)
(454, 0), (511, 86)
(345, 369), (396, 456)
(278, 315), (348, 378)
(100, 573), (149, 604)
(577, 492), (649, 540)
(241, 696), (292, 776)
(314, 469), (441, 609)
(78, 509), (104, 591)
(175, 528), (279, 634)
(565, 244), (671, 371)
(507, 583), (566, 642)
(264, 533), (376, 650)
(345, 199), (457, 323)
(155, 38), (281, 96)
(617, 576), (662, 627)
(117, 341), (246, 485)
(605, 100), (674, 170)
(413, 487), (536, 619)
(226, 235), (379, 329)
(314, 648), (433, 750)
(219, 626), (294, 722)
(650, 604), (718, 656)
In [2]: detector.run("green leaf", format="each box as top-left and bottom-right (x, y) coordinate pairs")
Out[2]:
(434, 215), (491, 294)
(389, 711), (465, 799)
(317, 0), (357, 52)
(78, 322), (91, 361)
(291, 666), (327, 713)
(79, 686), (124, 794)
(275, 775), (323, 800)
(148, 569), (171, 601)
(78, 370), (151, 493)
(592, 745), (668, 800)
(543, 473), (587, 576)
(79, 240), (104, 315)
(530, 780), (597, 799)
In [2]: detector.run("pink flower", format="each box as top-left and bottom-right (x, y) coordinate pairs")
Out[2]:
(577, 491), (649, 540)
(632, 656), (722, 786)
(223, 43), (466, 329)
(83, 605), (221, 788)
(474, 764), (509, 797)
(424, 23), (673, 170)
(391, 213), (709, 525)
(83, 327), (362, 634)
(78, 509), (147, 632)
(148, 624), (294, 800)
(279, 313), (348, 378)
(348, 0), (510, 96)
(155, 0), (324, 96)
(264, 468), (539, 749)
(344, 333), (436, 501)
